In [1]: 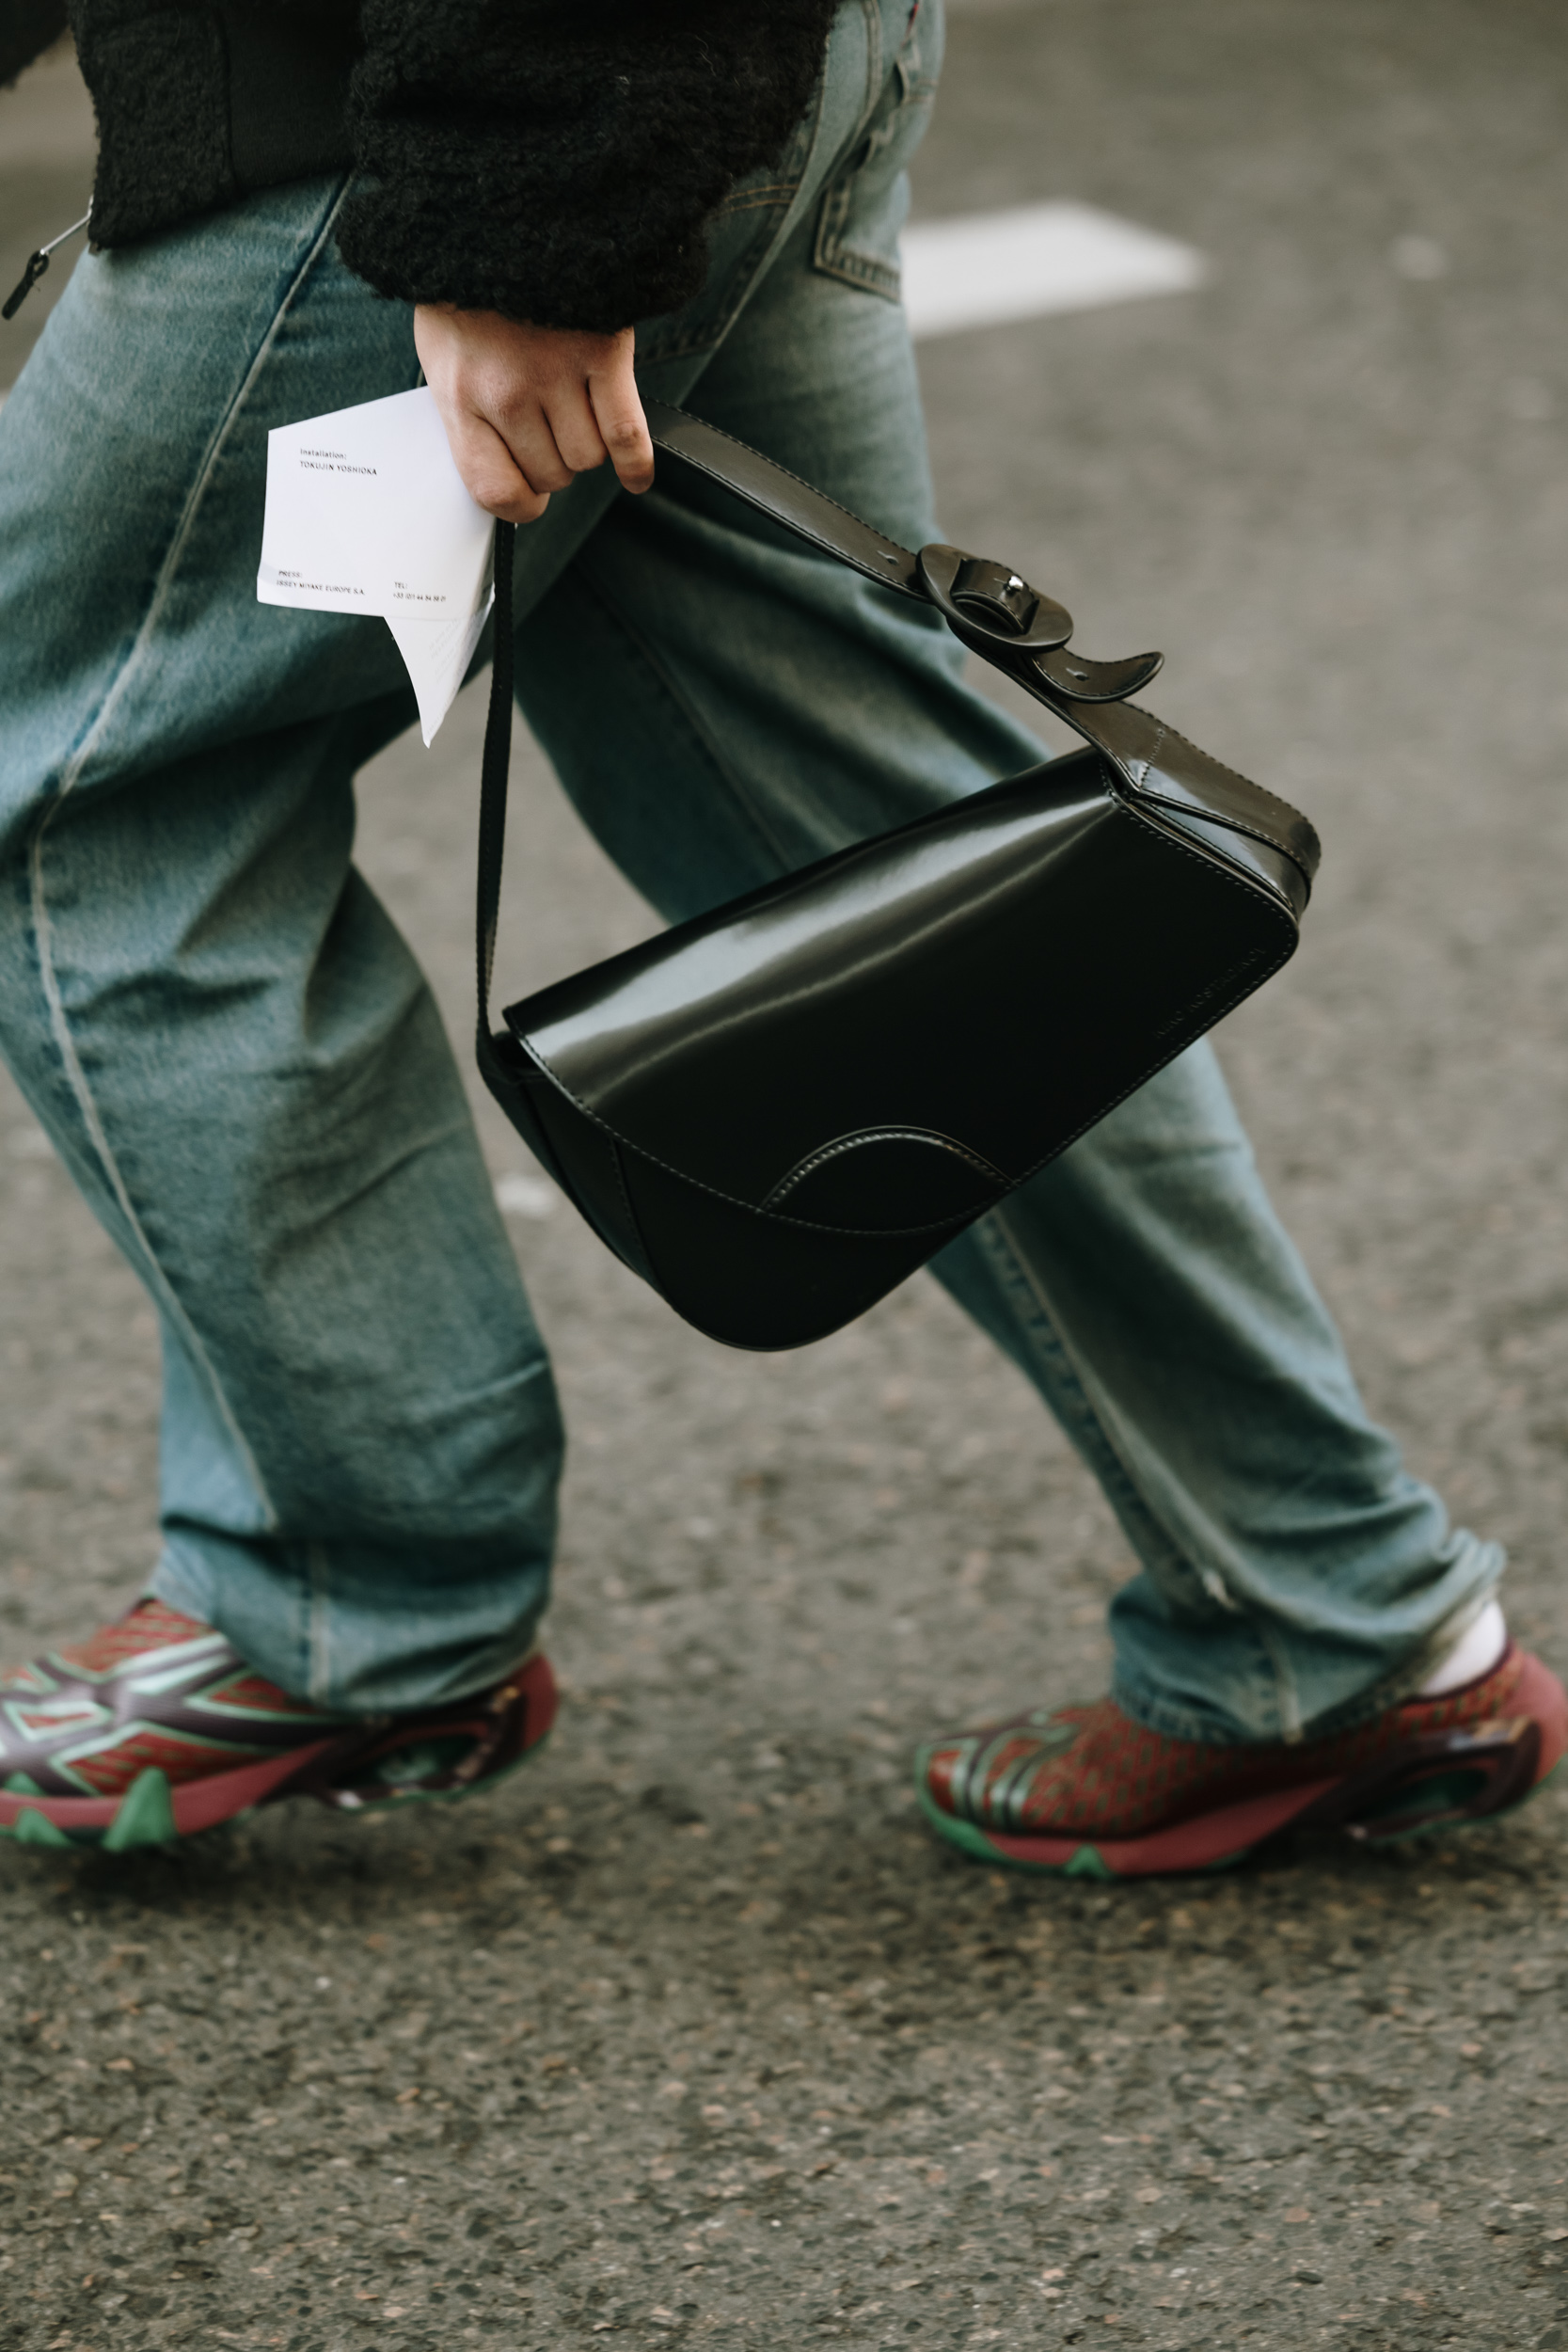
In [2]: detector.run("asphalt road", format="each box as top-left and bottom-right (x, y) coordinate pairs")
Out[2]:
(5, 4), (1568, 2348)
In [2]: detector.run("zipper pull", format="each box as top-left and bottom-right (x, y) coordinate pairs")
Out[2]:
(3, 209), (91, 323)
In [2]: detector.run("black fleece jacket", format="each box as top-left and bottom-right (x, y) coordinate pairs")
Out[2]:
(3, 0), (840, 331)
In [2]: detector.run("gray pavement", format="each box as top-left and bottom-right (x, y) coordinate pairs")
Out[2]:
(4, 3), (1568, 2347)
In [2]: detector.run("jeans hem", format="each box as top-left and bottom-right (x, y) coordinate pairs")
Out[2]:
(1111, 1562), (1506, 1749)
(1295, 1571), (1507, 1740)
(150, 1544), (218, 1629)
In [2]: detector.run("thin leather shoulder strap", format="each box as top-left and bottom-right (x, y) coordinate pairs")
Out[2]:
(477, 518), (518, 1047)
(646, 401), (1151, 709)
(478, 412), (934, 1042)
(645, 399), (1317, 888)
(643, 397), (928, 604)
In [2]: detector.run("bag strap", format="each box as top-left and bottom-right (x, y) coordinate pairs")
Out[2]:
(642, 398), (931, 605)
(476, 409), (939, 1050)
(632, 410), (1319, 895)
(477, 404), (1318, 1049)
(476, 516), (518, 1057)
(476, 406), (1097, 1044)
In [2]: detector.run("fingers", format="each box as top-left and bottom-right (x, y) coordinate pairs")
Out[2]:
(416, 306), (551, 522)
(535, 382), (611, 482)
(589, 356), (656, 496)
(531, 329), (651, 494)
(438, 405), (554, 526)
(414, 307), (656, 527)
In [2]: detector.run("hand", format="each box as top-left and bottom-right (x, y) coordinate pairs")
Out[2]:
(413, 305), (656, 526)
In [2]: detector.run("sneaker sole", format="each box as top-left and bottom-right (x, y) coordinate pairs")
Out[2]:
(915, 1774), (1338, 1878)
(918, 1649), (1568, 1881)
(0, 1654), (558, 1853)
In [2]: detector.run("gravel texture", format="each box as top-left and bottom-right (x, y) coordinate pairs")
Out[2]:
(5, 3), (1568, 2348)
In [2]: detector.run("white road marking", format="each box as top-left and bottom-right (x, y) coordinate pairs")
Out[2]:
(495, 1171), (557, 1219)
(900, 199), (1208, 340)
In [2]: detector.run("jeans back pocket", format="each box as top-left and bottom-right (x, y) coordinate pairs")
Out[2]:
(812, 0), (943, 303)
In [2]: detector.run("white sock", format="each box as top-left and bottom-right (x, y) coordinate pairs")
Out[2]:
(1418, 1597), (1508, 1695)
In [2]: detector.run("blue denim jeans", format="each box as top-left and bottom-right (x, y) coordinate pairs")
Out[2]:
(0, 0), (1498, 1739)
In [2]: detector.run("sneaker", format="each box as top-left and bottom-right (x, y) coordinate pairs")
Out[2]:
(916, 1641), (1568, 1879)
(0, 1599), (557, 1852)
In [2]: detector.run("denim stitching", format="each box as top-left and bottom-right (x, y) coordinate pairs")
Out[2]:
(814, 246), (902, 300)
(858, 0), (885, 128)
(809, 0), (888, 278)
(25, 864), (286, 1516)
(712, 184), (800, 217)
(1123, 700), (1325, 847)
(812, 0), (927, 300)
(24, 178), (356, 1537)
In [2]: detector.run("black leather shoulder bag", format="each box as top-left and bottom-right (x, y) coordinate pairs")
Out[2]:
(475, 400), (1320, 1352)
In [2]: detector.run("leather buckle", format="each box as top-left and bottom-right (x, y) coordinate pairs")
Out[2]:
(951, 557), (1041, 636)
(917, 542), (1072, 651)
(918, 542), (1164, 704)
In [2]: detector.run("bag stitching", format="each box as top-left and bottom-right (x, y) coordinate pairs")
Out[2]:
(652, 411), (918, 576)
(1133, 789), (1312, 888)
(1036, 695), (1314, 877)
(1124, 701), (1323, 850)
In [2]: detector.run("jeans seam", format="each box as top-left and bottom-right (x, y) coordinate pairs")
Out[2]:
(812, 246), (903, 301)
(974, 1200), (1206, 1606)
(976, 1203), (1304, 1739)
(308, 1541), (332, 1703)
(23, 176), (356, 1542)
(857, 0), (885, 132)
(712, 189), (800, 217)
(29, 818), (286, 1531)
(1255, 1617), (1304, 1742)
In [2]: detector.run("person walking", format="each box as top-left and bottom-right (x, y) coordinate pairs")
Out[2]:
(0, 0), (1559, 1875)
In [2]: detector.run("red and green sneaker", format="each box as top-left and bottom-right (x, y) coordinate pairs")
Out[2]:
(0, 1599), (557, 1852)
(916, 1642), (1568, 1879)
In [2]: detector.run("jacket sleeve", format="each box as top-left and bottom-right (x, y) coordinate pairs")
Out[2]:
(1, 0), (69, 86)
(336, 0), (840, 334)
